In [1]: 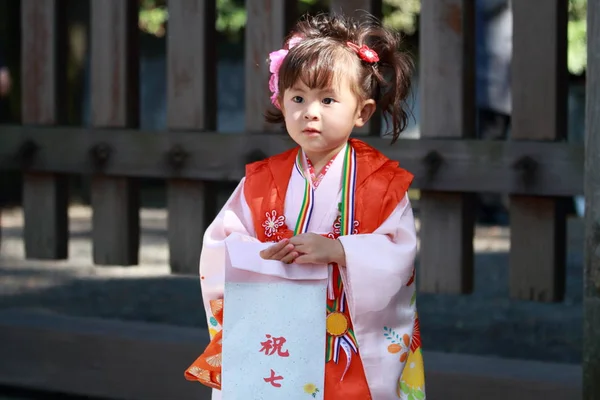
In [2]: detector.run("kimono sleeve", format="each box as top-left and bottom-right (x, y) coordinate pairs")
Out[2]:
(199, 178), (258, 322)
(337, 193), (417, 317)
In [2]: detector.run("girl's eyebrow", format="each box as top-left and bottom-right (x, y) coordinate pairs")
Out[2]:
(289, 86), (306, 92)
(319, 88), (338, 96)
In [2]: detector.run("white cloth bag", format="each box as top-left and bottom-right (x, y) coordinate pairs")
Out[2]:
(221, 234), (328, 399)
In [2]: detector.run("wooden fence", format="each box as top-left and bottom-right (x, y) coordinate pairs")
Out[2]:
(0, 0), (597, 397)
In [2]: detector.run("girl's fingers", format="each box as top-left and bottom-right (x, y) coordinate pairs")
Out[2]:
(271, 244), (295, 261)
(259, 239), (288, 259)
(293, 254), (311, 264)
(292, 243), (307, 253)
(281, 251), (298, 264)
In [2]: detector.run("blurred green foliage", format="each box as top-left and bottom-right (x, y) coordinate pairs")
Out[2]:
(568, 0), (587, 75)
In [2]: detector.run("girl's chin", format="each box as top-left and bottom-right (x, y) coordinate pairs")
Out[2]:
(301, 130), (322, 138)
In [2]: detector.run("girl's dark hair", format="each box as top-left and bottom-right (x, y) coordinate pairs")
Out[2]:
(265, 13), (414, 143)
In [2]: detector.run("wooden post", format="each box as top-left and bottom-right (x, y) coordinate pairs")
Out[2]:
(418, 0), (476, 294)
(21, 0), (69, 260)
(238, 0), (296, 222)
(166, 0), (217, 274)
(329, 0), (382, 137)
(90, 0), (140, 265)
(509, 1), (568, 302)
(584, 0), (600, 396)
(245, 0), (296, 132)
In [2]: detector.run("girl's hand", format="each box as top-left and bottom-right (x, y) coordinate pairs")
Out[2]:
(259, 239), (299, 264)
(289, 233), (346, 266)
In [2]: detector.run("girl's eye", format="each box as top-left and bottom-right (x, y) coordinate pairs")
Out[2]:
(292, 96), (303, 103)
(322, 98), (335, 105)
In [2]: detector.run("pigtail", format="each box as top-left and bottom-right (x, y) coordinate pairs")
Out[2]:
(359, 24), (414, 144)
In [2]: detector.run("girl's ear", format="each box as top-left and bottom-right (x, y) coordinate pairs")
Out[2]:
(355, 99), (376, 127)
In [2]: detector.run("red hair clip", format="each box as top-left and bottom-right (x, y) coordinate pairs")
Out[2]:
(347, 42), (379, 63)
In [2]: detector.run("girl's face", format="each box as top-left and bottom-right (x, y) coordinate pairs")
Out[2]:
(281, 74), (375, 159)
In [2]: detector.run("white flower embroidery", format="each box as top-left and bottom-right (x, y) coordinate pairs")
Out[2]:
(327, 215), (360, 238)
(352, 220), (360, 235)
(262, 210), (285, 238)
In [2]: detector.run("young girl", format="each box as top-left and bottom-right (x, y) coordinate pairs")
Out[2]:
(185, 13), (425, 400)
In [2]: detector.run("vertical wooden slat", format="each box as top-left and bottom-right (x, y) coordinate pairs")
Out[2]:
(166, 0), (217, 274)
(329, 0), (382, 136)
(418, 0), (475, 294)
(245, 0), (296, 132)
(90, 0), (140, 265)
(21, 0), (69, 259)
(584, 0), (600, 396)
(509, 1), (568, 302)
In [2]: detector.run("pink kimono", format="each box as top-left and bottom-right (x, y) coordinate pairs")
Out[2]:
(186, 139), (425, 399)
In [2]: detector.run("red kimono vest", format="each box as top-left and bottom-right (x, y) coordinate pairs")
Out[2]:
(185, 139), (414, 399)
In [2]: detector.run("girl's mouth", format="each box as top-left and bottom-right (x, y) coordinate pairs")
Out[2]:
(302, 128), (321, 134)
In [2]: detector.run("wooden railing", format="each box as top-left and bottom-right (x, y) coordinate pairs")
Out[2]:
(0, 0), (582, 290)
(0, 0), (585, 290)
(2, 0), (599, 396)
(1, 1), (597, 390)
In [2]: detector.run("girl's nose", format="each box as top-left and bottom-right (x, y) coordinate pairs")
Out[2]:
(303, 104), (320, 120)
